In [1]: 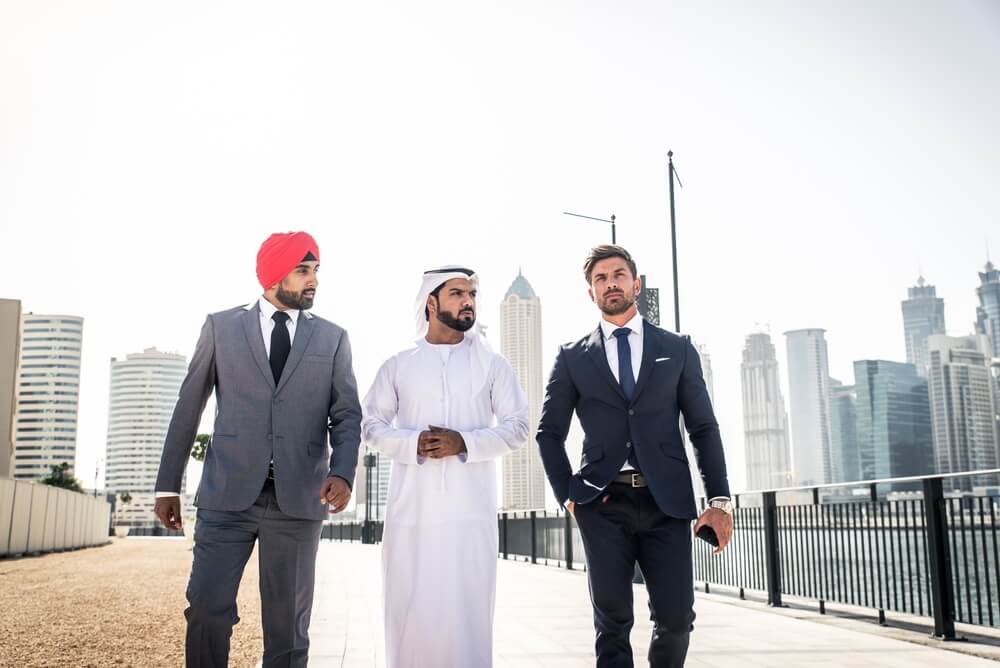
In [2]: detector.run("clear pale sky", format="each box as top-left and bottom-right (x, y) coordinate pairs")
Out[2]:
(2, 1), (998, 499)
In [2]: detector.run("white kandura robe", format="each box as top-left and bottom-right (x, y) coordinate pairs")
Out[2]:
(362, 338), (529, 668)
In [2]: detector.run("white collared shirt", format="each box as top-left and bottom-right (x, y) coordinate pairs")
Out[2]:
(598, 310), (644, 473)
(599, 310), (643, 385)
(254, 296), (302, 354)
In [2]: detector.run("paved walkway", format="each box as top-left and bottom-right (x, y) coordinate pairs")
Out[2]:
(290, 542), (998, 667)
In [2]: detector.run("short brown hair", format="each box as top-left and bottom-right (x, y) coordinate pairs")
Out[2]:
(583, 245), (638, 284)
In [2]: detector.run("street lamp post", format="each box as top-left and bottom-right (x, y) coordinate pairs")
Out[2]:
(667, 150), (683, 333)
(363, 451), (376, 544)
(563, 211), (616, 244)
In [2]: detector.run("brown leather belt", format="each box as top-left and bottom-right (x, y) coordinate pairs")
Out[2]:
(612, 471), (646, 487)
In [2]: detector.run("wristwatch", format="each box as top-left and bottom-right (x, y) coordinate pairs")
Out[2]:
(708, 497), (734, 515)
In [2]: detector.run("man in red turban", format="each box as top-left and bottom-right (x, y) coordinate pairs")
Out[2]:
(155, 230), (361, 667)
(256, 231), (321, 309)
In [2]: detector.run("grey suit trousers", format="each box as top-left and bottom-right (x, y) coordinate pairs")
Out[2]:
(185, 479), (322, 668)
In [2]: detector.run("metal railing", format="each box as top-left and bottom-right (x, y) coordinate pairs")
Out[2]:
(691, 469), (1000, 639)
(326, 470), (1000, 638)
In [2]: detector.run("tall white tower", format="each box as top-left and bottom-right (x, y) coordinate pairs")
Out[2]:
(13, 314), (84, 480)
(500, 270), (546, 510)
(741, 332), (792, 490)
(784, 328), (833, 486)
(104, 348), (187, 528)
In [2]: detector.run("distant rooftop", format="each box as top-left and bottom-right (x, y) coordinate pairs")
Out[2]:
(505, 269), (537, 300)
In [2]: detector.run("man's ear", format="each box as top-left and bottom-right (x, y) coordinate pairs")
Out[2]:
(426, 295), (437, 316)
(587, 287), (595, 303)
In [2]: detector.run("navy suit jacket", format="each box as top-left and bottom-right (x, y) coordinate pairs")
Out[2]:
(536, 319), (730, 520)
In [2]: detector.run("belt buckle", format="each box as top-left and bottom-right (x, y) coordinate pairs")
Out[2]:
(631, 473), (641, 488)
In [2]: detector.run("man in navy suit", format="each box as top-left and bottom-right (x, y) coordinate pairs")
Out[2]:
(537, 244), (733, 667)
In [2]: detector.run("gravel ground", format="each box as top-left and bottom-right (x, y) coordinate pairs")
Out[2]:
(0, 538), (263, 667)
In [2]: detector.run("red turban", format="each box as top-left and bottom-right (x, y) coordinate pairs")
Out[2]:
(256, 232), (320, 290)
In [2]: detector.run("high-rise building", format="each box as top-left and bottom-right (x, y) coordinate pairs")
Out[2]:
(637, 274), (660, 327)
(0, 299), (22, 479)
(901, 277), (946, 377)
(928, 335), (999, 475)
(696, 343), (714, 405)
(975, 261), (1000, 444)
(104, 348), (187, 528)
(12, 314), (84, 480)
(741, 332), (792, 490)
(853, 361), (934, 482)
(976, 261), (1000, 350)
(828, 380), (860, 484)
(784, 329), (833, 486)
(500, 270), (546, 510)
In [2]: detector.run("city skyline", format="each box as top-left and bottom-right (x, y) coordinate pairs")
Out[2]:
(3, 3), (998, 498)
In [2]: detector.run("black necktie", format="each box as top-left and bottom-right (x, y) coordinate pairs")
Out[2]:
(270, 311), (291, 384)
(613, 327), (636, 400)
(613, 327), (641, 471)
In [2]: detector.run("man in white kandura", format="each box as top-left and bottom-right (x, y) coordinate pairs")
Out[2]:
(362, 266), (529, 668)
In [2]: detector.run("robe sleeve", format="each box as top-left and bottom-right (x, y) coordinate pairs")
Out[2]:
(361, 357), (424, 465)
(459, 356), (530, 464)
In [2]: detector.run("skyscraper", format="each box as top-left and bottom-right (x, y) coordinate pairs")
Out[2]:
(637, 274), (660, 327)
(901, 276), (946, 377)
(741, 332), (792, 490)
(500, 270), (546, 510)
(853, 360), (934, 482)
(104, 348), (187, 528)
(0, 299), (21, 479)
(976, 261), (1000, 350)
(784, 329), (833, 486)
(828, 379), (860, 484)
(928, 335), (999, 475)
(975, 261), (1000, 445)
(697, 343), (714, 405)
(12, 314), (84, 480)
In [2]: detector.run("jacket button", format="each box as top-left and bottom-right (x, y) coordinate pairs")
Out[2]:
(628, 409), (635, 416)
(626, 441), (632, 448)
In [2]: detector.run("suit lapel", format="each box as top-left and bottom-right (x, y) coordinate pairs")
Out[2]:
(584, 326), (627, 401)
(242, 304), (276, 390)
(275, 314), (315, 394)
(630, 320), (659, 404)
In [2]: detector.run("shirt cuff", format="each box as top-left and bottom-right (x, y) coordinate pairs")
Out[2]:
(155, 491), (180, 498)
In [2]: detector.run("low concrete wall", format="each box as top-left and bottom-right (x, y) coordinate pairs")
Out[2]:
(0, 478), (111, 557)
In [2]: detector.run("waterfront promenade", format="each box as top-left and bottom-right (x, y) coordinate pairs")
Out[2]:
(3, 538), (1000, 667)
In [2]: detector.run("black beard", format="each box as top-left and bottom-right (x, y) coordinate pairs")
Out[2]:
(276, 285), (314, 310)
(437, 309), (475, 332)
(599, 291), (634, 316)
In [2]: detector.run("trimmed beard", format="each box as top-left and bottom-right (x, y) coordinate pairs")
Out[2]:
(276, 285), (314, 310)
(598, 291), (635, 316)
(437, 308), (476, 332)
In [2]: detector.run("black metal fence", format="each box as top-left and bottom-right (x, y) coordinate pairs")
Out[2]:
(690, 470), (1000, 639)
(327, 470), (1000, 639)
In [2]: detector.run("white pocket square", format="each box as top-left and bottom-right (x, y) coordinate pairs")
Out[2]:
(655, 357), (671, 362)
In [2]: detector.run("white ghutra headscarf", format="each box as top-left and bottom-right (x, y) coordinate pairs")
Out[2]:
(413, 265), (495, 394)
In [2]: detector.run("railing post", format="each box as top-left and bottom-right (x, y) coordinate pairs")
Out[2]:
(564, 510), (573, 570)
(922, 477), (956, 639)
(762, 490), (783, 607)
(530, 510), (538, 564)
(501, 512), (509, 560)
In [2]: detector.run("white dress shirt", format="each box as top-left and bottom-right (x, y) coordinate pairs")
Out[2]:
(599, 311), (644, 473)
(155, 297), (306, 498)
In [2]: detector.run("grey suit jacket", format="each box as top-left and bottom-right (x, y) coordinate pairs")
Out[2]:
(154, 302), (363, 521)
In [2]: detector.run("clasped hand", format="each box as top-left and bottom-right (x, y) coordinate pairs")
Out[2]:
(418, 425), (466, 459)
